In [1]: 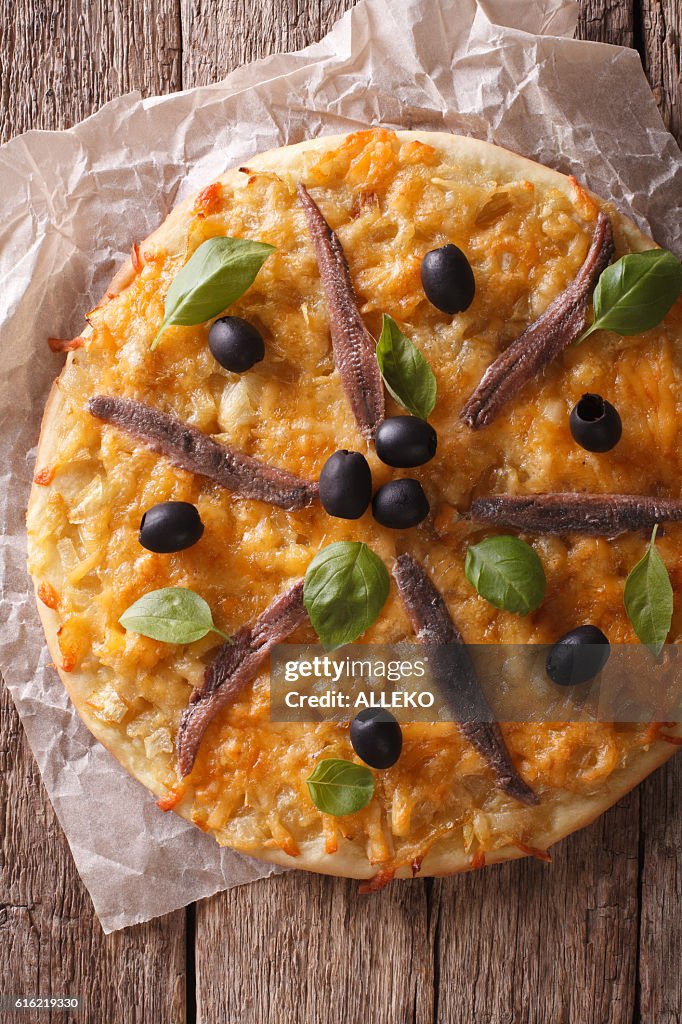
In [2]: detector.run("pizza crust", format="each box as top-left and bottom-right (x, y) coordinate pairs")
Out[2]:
(28, 130), (680, 880)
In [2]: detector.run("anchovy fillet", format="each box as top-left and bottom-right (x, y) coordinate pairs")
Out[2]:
(177, 579), (307, 776)
(392, 553), (538, 805)
(470, 493), (682, 536)
(88, 395), (318, 511)
(460, 212), (615, 429)
(298, 184), (384, 439)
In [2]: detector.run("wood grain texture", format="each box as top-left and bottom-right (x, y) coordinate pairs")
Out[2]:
(434, 794), (640, 1024)
(578, 0), (681, 146)
(0, 5), (187, 1023)
(578, 0), (636, 47)
(0, 686), (186, 1024)
(0, 0), (182, 143)
(1, 2), (681, 1023)
(639, 0), (681, 145)
(638, 752), (682, 1024)
(180, 0), (356, 88)
(195, 872), (435, 1023)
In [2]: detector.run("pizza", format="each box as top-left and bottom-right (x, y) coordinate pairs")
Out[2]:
(26, 128), (682, 883)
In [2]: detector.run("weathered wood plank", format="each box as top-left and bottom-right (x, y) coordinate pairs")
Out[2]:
(0, 685), (187, 1024)
(579, 10), (682, 1022)
(638, 754), (682, 1024)
(0, 2), (187, 1021)
(639, 0), (681, 145)
(579, 5), (682, 1020)
(578, 0), (681, 147)
(578, 0), (636, 47)
(180, 0), (357, 88)
(433, 793), (640, 1024)
(0, 0), (183, 143)
(195, 871), (435, 1024)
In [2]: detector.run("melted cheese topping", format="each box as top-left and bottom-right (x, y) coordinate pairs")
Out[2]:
(27, 129), (682, 870)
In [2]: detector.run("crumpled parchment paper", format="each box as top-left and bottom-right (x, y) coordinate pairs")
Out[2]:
(0, 0), (680, 934)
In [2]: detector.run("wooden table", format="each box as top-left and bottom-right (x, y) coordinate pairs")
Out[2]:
(1, 2), (680, 1021)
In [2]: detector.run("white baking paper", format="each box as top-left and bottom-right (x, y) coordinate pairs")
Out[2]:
(0, 0), (680, 933)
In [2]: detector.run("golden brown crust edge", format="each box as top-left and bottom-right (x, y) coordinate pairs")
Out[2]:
(28, 129), (679, 881)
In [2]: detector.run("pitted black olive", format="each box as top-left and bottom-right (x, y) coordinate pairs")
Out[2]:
(569, 393), (622, 453)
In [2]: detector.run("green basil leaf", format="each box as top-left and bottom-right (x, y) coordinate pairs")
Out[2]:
(465, 535), (546, 616)
(119, 586), (229, 644)
(376, 314), (437, 418)
(580, 249), (682, 342)
(152, 236), (275, 349)
(624, 525), (673, 656)
(306, 759), (375, 816)
(304, 541), (390, 647)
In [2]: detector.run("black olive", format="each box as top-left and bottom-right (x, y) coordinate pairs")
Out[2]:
(375, 416), (438, 468)
(372, 478), (430, 529)
(319, 450), (372, 520)
(350, 708), (403, 769)
(139, 501), (204, 553)
(546, 625), (610, 687)
(208, 316), (265, 372)
(421, 244), (476, 314)
(569, 393), (622, 453)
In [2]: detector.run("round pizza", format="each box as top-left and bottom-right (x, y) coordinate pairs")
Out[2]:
(27, 128), (682, 883)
